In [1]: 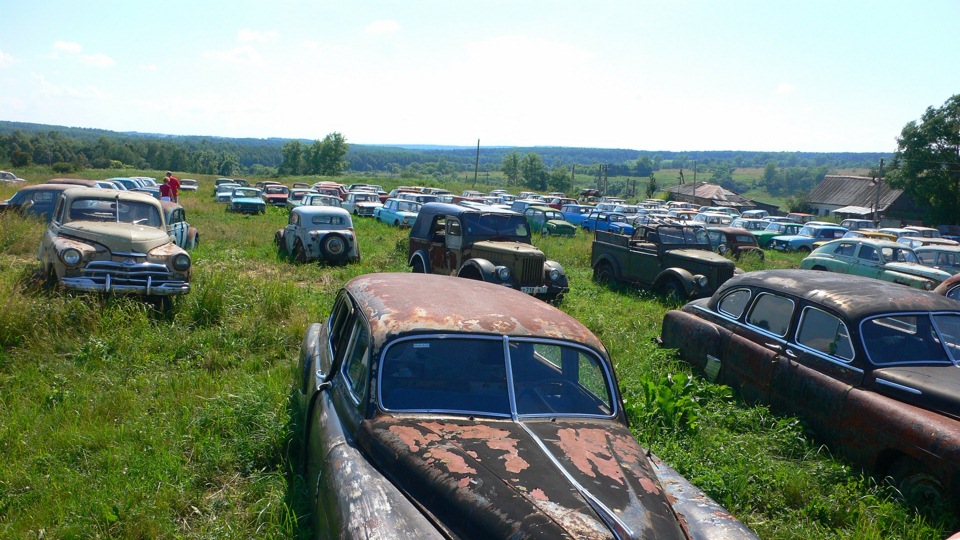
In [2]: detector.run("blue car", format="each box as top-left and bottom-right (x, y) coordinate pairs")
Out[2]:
(374, 197), (422, 227)
(226, 187), (266, 214)
(770, 224), (847, 253)
(582, 211), (627, 233)
(560, 203), (594, 226)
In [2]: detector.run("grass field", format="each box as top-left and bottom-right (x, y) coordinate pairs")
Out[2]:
(0, 170), (955, 539)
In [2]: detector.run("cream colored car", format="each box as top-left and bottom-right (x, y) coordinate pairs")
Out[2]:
(38, 188), (191, 301)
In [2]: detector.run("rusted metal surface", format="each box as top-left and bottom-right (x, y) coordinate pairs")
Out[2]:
(661, 269), (960, 505)
(347, 273), (603, 353)
(359, 416), (687, 539)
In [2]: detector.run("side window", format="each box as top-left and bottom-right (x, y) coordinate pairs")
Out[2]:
(288, 213), (297, 226)
(796, 307), (854, 361)
(833, 242), (856, 257)
(859, 245), (879, 261)
(917, 251), (934, 265)
(747, 293), (795, 337)
(53, 197), (66, 223)
(328, 294), (355, 367)
(718, 289), (752, 319)
(341, 320), (371, 401)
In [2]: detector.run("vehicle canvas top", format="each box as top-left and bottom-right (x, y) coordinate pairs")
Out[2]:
(411, 203), (532, 244)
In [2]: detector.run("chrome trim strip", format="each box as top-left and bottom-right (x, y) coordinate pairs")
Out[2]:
(875, 378), (922, 394)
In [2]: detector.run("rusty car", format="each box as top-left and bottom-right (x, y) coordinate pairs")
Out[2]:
(660, 269), (960, 506)
(799, 238), (951, 291)
(38, 187), (191, 306)
(295, 272), (757, 539)
(275, 206), (359, 264)
(408, 203), (569, 303)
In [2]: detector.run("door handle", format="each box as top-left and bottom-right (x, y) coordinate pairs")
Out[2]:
(764, 343), (782, 351)
(784, 348), (798, 359)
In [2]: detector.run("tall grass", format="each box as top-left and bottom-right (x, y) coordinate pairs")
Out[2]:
(0, 173), (954, 539)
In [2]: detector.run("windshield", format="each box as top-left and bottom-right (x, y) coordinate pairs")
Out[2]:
(861, 313), (960, 366)
(233, 188), (260, 198)
(379, 336), (614, 417)
(881, 246), (920, 264)
(68, 198), (162, 227)
(462, 213), (530, 240)
(658, 226), (711, 246)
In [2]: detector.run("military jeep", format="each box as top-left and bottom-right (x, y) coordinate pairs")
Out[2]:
(408, 203), (569, 302)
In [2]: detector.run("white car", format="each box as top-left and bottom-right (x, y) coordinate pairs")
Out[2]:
(275, 206), (359, 264)
(178, 179), (198, 191)
(342, 191), (383, 217)
(0, 171), (26, 184)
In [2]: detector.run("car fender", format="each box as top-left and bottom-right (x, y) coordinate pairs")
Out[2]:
(660, 309), (726, 379)
(655, 267), (696, 296)
(882, 270), (938, 290)
(591, 252), (622, 276)
(544, 259), (569, 287)
(457, 258), (499, 282)
(408, 250), (431, 273)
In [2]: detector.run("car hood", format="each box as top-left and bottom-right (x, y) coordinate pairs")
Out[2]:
(471, 240), (543, 254)
(771, 234), (812, 243)
(231, 197), (264, 204)
(263, 193), (288, 200)
(359, 416), (686, 540)
(547, 219), (575, 228)
(666, 248), (734, 265)
(883, 262), (952, 281)
(871, 365), (960, 420)
(60, 221), (172, 253)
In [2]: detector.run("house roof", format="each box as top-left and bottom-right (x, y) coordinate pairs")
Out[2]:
(665, 182), (755, 208)
(807, 175), (902, 211)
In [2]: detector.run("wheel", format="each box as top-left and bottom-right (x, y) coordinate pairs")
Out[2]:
(593, 262), (616, 284)
(275, 232), (288, 255)
(42, 265), (58, 291)
(542, 228), (551, 237)
(888, 457), (945, 505)
(394, 219), (400, 226)
(187, 231), (199, 249)
(319, 234), (348, 263)
(293, 240), (307, 264)
(659, 277), (685, 301)
(797, 246), (812, 254)
(353, 208), (359, 216)
(411, 257), (426, 273)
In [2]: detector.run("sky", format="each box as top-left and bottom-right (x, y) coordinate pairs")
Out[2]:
(2, 1), (958, 153)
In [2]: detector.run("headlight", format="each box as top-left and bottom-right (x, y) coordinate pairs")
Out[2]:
(61, 248), (82, 266)
(718, 245), (727, 255)
(496, 266), (511, 281)
(172, 253), (191, 271)
(695, 275), (708, 288)
(548, 268), (561, 281)
(923, 281), (933, 291)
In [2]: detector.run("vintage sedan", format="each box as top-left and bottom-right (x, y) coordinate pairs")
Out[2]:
(799, 238), (950, 290)
(769, 224), (847, 253)
(261, 184), (290, 207)
(582, 210), (627, 233)
(160, 200), (199, 249)
(215, 182), (241, 203)
(275, 206), (359, 264)
(660, 270), (960, 505)
(226, 187), (266, 214)
(523, 205), (577, 236)
(38, 187), (191, 303)
(178, 179), (198, 191)
(915, 245), (960, 275)
(374, 197), (422, 227)
(296, 272), (756, 539)
(705, 226), (764, 260)
(342, 190), (383, 217)
(0, 183), (78, 221)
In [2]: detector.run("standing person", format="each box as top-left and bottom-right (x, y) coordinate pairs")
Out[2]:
(166, 172), (181, 202)
(159, 177), (172, 201)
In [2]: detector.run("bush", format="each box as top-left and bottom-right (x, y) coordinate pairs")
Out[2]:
(52, 162), (75, 173)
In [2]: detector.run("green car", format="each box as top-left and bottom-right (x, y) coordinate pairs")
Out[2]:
(522, 205), (577, 236)
(755, 221), (803, 248)
(799, 238), (951, 291)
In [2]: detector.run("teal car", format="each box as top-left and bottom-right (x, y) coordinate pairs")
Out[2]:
(799, 238), (951, 291)
(754, 221), (803, 248)
(226, 187), (266, 214)
(374, 197), (421, 227)
(523, 205), (577, 236)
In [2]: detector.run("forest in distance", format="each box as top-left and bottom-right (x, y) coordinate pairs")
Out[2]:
(0, 120), (890, 179)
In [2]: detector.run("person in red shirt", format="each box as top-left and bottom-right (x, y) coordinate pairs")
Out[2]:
(159, 178), (172, 200)
(165, 172), (181, 202)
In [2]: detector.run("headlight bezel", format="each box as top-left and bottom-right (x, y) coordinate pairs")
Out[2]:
(495, 266), (511, 281)
(548, 267), (561, 282)
(61, 248), (82, 267)
(172, 253), (191, 272)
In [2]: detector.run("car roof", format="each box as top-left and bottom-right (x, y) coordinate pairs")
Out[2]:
(61, 186), (159, 204)
(293, 205), (350, 217)
(711, 269), (960, 319)
(345, 273), (605, 353)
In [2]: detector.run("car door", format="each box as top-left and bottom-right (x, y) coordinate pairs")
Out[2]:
(284, 212), (300, 252)
(824, 241), (857, 273)
(167, 208), (188, 247)
(853, 243), (884, 279)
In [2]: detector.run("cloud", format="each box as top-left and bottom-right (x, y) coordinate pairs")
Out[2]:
(203, 45), (262, 65)
(365, 20), (400, 35)
(82, 53), (115, 68)
(53, 41), (84, 54)
(238, 29), (279, 43)
(0, 48), (14, 68)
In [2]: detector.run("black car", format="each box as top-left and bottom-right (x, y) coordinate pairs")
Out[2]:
(0, 183), (78, 221)
(660, 269), (960, 505)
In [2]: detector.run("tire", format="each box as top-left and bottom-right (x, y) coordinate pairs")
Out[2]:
(593, 262), (616, 284)
(319, 234), (348, 263)
(293, 240), (307, 264)
(394, 219), (400, 227)
(888, 457), (945, 505)
(42, 265), (58, 291)
(659, 277), (685, 301)
(542, 228), (551, 237)
(275, 232), (288, 256)
(187, 231), (199, 250)
(412, 257), (426, 273)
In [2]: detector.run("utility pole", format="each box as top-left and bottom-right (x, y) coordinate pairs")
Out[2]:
(873, 158), (884, 227)
(571, 164), (576, 195)
(692, 160), (698, 206)
(473, 139), (480, 187)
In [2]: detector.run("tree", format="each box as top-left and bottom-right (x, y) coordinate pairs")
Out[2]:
(646, 173), (658, 199)
(279, 140), (303, 175)
(547, 166), (570, 193)
(317, 132), (349, 176)
(520, 153), (547, 191)
(889, 94), (960, 225)
(502, 151), (521, 185)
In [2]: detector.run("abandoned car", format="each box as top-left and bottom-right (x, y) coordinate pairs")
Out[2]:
(226, 187), (266, 214)
(160, 200), (199, 249)
(38, 187), (191, 299)
(522, 205), (577, 236)
(295, 272), (757, 539)
(408, 203), (569, 303)
(660, 269), (960, 505)
(275, 206), (359, 264)
(799, 238), (950, 290)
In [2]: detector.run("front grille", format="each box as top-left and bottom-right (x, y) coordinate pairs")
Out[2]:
(471, 247), (545, 287)
(357, 207), (375, 216)
(65, 260), (189, 294)
(233, 203), (262, 212)
(516, 256), (543, 286)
